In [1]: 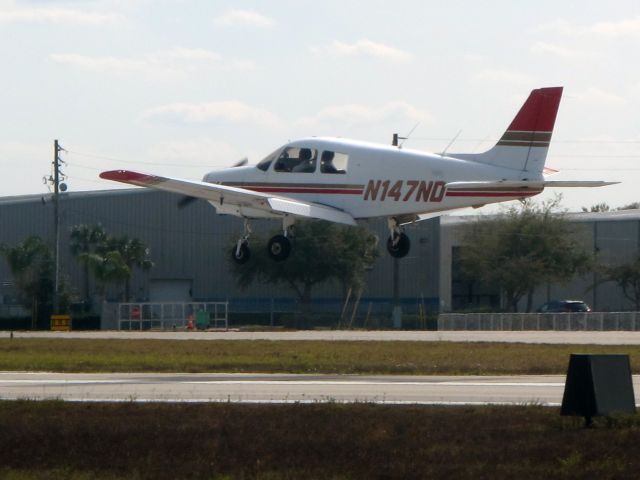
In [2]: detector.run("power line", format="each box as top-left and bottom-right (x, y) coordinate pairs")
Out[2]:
(65, 149), (227, 168)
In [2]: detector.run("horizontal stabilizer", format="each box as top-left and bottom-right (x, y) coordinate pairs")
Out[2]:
(540, 180), (619, 188)
(446, 180), (619, 191)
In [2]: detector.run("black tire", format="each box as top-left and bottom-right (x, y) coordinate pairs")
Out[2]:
(231, 242), (251, 264)
(268, 234), (292, 261)
(386, 232), (410, 258)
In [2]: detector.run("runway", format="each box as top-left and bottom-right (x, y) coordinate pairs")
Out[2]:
(2, 372), (639, 406)
(5, 330), (640, 344)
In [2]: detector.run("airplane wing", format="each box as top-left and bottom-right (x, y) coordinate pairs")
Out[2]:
(100, 170), (357, 226)
(446, 180), (619, 191)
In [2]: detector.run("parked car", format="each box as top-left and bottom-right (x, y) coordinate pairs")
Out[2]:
(537, 300), (592, 313)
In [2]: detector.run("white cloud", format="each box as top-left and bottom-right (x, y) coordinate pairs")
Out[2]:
(163, 47), (222, 63)
(141, 101), (281, 127)
(311, 39), (412, 62)
(49, 48), (254, 78)
(0, 6), (124, 25)
(530, 41), (590, 58)
(213, 9), (274, 28)
(538, 16), (640, 38)
(50, 53), (145, 73)
(298, 101), (431, 128)
(473, 68), (534, 86)
(572, 87), (625, 107)
(147, 138), (243, 169)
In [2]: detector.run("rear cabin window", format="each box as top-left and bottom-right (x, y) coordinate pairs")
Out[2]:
(274, 147), (317, 173)
(320, 150), (348, 174)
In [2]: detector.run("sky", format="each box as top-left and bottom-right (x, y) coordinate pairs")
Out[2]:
(1, 0), (639, 212)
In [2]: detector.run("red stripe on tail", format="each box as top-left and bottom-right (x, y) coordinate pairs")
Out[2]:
(506, 86), (563, 133)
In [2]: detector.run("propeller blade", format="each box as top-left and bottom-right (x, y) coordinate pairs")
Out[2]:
(177, 195), (198, 209)
(231, 157), (248, 167)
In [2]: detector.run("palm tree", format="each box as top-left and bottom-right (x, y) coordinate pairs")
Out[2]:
(94, 234), (153, 301)
(79, 250), (131, 301)
(69, 224), (106, 307)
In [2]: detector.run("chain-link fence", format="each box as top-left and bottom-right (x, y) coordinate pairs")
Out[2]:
(438, 312), (640, 331)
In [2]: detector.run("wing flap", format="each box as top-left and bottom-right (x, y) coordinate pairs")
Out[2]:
(268, 198), (356, 226)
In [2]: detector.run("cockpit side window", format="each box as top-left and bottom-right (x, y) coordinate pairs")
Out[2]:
(320, 150), (348, 174)
(256, 148), (281, 172)
(274, 147), (317, 173)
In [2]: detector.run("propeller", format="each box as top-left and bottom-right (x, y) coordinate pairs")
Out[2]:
(177, 195), (198, 209)
(177, 157), (248, 209)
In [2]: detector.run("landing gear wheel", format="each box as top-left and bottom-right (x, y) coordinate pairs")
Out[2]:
(268, 234), (292, 261)
(386, 232), (410, 258)
(231, 242), (251, 264)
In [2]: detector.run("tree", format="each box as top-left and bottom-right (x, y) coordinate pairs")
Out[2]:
(618, 202), (640, 211)
(79, 250), (131, 300)
(230, 221), (378, 315)
(70, 224), (106, 307)
(101, 235), (154, 301)
(0, 236), (54, 327)
(600, 257), (640, 310)
(582, 202), (610, 213)
(73, 230), (153, 302)
(459, 197), (591, 312)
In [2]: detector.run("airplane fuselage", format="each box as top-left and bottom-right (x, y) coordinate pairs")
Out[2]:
(203, 137), (543, 221)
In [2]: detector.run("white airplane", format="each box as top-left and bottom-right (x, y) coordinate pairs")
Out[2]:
(101, 86), (616, 264)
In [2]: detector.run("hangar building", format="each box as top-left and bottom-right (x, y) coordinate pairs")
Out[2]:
(1, 189), (638, 326)
(0, 189), (440, 325)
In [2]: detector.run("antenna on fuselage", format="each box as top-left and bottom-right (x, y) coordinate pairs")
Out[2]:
(440, 129), (462, 157)
(392, 122), (420, 149)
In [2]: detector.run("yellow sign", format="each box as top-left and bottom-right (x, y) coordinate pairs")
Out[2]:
(51, 315), (72, 331)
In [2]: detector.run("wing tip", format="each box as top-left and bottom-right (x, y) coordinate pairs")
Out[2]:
(100, 170), (161, 185)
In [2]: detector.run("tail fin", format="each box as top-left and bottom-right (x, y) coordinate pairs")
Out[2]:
(453, 87), (563, 176)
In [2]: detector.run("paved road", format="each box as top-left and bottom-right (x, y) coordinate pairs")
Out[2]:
(4, 330), (640, 344)
(2, 372), (639, 406)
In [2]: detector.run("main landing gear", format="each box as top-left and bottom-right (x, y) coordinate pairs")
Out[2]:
(386, 217), (410, 258)
(268, 216), (294, 262)
(230, 217), (295, 265)
(231, 219), (252, 264)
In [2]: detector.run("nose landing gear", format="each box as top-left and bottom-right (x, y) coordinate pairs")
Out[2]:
(386, 217), (410, 258)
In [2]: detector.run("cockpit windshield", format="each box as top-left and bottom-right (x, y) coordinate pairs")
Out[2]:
(256, 147), (282, 172)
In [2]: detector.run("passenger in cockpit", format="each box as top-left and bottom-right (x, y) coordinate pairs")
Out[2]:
(320, 150), (338, 173)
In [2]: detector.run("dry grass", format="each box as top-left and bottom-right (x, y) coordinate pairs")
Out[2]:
(0, 338), (639, 375)
(1, 401), (640, 479)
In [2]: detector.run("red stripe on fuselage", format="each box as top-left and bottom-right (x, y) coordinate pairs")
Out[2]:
(247, 187), (364, 195)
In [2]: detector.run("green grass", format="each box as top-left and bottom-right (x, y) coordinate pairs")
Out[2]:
(2, 401), (640, 479)
(1, 338), (639, 374)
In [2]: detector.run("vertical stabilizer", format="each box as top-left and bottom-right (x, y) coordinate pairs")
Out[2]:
(452, 87), (563, 176)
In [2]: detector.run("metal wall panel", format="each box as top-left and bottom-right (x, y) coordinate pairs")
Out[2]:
(0, 190), (440, 309)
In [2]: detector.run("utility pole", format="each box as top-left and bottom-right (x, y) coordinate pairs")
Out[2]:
(391, 133), (402, 329)
(51, 140), (66, 314)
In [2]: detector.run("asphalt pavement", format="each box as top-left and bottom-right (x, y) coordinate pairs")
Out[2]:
(0, 372), (592, 405)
